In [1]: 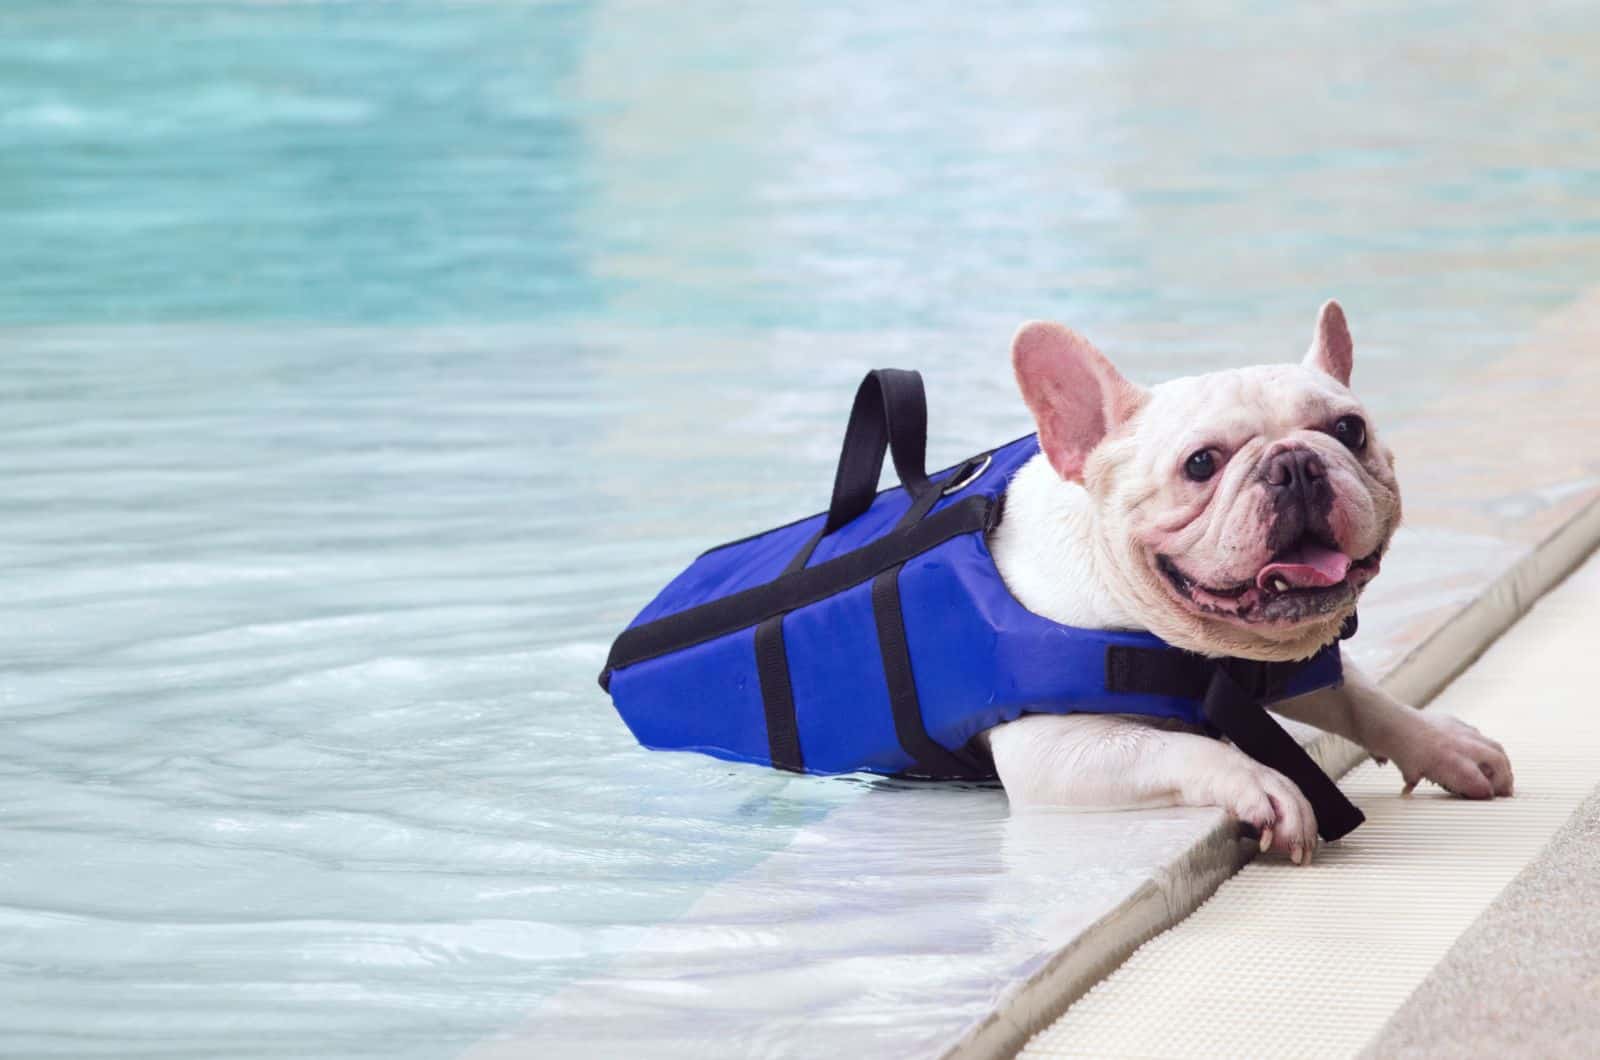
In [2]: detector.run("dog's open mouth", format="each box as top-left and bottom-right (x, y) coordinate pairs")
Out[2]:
(1156, 533), (1382, 624)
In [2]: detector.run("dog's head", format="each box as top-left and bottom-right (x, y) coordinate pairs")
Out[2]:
(1012, 301), (1400, 661)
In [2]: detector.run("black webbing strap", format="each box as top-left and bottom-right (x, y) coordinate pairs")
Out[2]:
(751, 518), (833, 773)
(1204, 662), (1366, 840)
(602, 494), (993, 678)
(784, 527), (828, 576)
(871, 565), (986, 779)
(894, 470), (946, 529)
(1104, 646), (1231, 701)
(754, 615), (804, 772)
(824, 369), (932, 533)
(1104, 627), (1365, 841)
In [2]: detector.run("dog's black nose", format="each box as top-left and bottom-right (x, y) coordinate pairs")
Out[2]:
(1262, 448), (1326, 493)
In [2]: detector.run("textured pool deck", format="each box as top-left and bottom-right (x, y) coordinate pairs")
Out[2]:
(480, 293), (1600, 1058)
(1361, 786), (1600, 1059)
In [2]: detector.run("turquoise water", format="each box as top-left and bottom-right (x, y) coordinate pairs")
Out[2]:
(4, 2), (1599, 1057)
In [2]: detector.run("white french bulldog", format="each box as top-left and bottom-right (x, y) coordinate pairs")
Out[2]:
(983, 302), (1513, 864)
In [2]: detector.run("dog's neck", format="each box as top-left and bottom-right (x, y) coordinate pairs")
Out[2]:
(989, 453), (1138, 631)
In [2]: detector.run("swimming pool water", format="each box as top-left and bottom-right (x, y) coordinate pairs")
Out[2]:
(4, 2), (1598, 1056)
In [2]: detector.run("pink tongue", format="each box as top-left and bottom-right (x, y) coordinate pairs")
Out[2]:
(1257, 543), (1352, 590)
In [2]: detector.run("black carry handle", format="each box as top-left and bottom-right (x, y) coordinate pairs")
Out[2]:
(823, 369), (932, 533)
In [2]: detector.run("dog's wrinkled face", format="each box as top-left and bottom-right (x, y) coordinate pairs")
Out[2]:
(1100, 360), (1399, 658)
(1013, 302), (1400, 661)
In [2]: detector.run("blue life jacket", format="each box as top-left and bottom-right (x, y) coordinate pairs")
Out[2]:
(601, 370), (1365, 840)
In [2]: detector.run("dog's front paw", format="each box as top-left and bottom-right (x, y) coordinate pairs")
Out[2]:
(1202, 758), (1320, 865)
(1392, 713), (1514, 799)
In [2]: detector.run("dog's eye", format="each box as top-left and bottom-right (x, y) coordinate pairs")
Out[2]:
(1183, 448), (1218, 482)
(1332, 414), (1367, 452)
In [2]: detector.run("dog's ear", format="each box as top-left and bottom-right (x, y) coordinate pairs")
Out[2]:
(1012, 321), (1147, 482)
(1303, 300), (1353, 386)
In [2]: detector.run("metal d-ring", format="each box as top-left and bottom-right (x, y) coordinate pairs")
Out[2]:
(941, 452), (992, 495)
